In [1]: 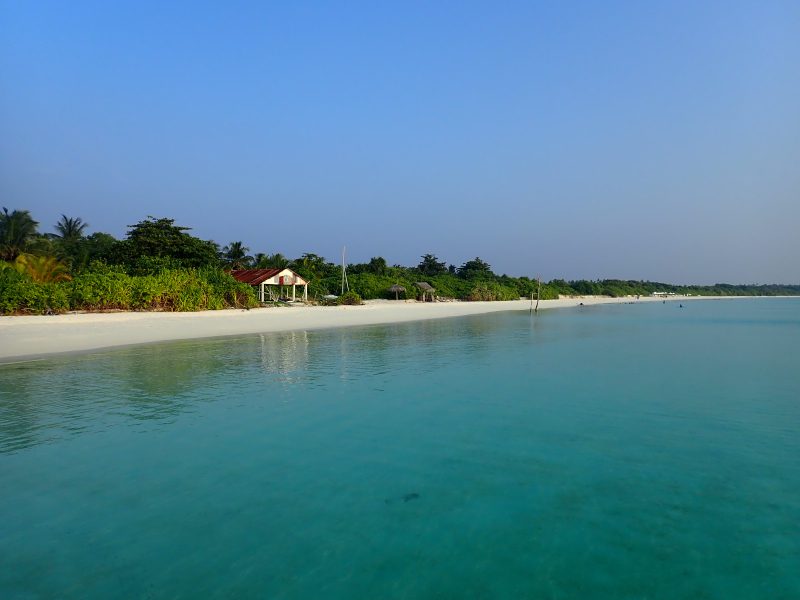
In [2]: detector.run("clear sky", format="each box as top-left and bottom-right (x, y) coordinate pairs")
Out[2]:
(1, 1), (798, 283)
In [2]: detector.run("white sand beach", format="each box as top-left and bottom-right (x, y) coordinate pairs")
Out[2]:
(0, 296), (685, 362)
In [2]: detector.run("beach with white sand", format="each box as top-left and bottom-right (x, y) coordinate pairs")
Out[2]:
(0, 296), (688, 362)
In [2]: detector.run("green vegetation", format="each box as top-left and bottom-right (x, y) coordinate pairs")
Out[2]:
(0, 212), (255, 314)
(0, 263), (256, 314)
(291, 254), (800, 301)
(0, 208), (39, 261)
(1, 207), (798, 314)
(337, 291), (363, 305)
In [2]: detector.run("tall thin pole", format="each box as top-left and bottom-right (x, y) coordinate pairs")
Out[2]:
(535, 276), (541, 313)
(341, 246), (349, 294)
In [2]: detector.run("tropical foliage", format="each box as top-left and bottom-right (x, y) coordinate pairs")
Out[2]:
(0, 263), (256, 314)
(122, 217), (219, 271)
(54, 215), (88, 242)
(337, 290), (363, 305)
(13, 254), (72, 283)
(0, 212), (256, 314)
(254, 253), (291, 269)
(221, 241), (253, 270)
(1, 208), (799, 314)
(0, 208), (39, 261)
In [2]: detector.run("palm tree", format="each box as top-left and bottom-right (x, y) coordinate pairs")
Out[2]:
(221, 241), (253, 270)
(0, 208), (39, 261)
(14, 254), (72, 282)
(52, 215), (89, 267)
(54, 215), (88, 242)
(255, 252), (291, 269)
(297, 252), (327, 281)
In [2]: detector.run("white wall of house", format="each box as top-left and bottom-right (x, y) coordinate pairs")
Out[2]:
(261, 269), (308, 286)
(257, 269), (309, 302)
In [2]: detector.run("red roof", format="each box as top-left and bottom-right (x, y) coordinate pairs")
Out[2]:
(230, 269), (282, 285)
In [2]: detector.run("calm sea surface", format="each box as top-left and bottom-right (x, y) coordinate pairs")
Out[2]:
(1, 298), (799, 599)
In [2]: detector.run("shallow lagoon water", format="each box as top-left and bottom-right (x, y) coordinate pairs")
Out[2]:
(1, 299), (799, 598)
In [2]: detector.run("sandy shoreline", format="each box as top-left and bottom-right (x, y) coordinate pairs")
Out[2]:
(0, 296), (707, 362)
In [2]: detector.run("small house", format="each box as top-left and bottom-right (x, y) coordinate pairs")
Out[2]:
(231, 268), (309, 302)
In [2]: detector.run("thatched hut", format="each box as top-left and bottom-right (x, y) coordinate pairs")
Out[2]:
(416, 282), (435, 302)
(389, 284), (406, 300)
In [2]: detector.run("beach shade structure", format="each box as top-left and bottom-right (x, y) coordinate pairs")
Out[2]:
(231, 268), (309, 302)
(389, 284), (406, 300)
(415, 282), (435, 302)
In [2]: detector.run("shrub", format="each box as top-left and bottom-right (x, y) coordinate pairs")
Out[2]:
(465, 282), (519, 301)
(0, 264), (258, 314)
(338, 290), (363, 305)
(0, 269), (69, 314)
(70, 269), (133, 310)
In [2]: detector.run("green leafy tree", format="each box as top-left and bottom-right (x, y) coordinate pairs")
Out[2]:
(295, 253), (326, 280)
(0, 208), (39, 261)
(570, 280), (602, 295)
(123, 217), (219, 271)
(417, 254), (447, 277)
(349, 256), (389, 276)
(82, 232), (122, 265)
(367, 256), (388, 275)
(457, 257), (493, 279)
(291, 253), (340, 298)
(58, 231), (126, 273)
(255, 252), (291, 269)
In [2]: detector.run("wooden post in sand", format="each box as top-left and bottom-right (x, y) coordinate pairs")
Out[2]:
(535, 277), (541, 313)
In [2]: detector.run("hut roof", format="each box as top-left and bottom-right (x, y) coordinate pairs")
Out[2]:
(231, 269), (281, 285)
(415, 282), (435, 292)
(389, 284), (406, 292)
(231, 268), (308, 286)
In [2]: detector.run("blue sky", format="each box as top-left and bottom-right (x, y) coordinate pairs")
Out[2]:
(1, 1), (798, 283)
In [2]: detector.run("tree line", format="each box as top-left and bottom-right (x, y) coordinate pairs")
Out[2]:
(1, 208), (798, 314)
(0, 210), (255, 313)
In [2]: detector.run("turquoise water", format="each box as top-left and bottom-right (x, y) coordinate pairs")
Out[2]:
(1, 299), (799, 599)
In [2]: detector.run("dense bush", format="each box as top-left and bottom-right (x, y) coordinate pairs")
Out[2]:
(70, 265), (133, 310)
(337, 290), (363, 305)
(347, 273), (417, 300)
(0, 270), (70, 314)
(465, 282), (520, 301)
(0, 265), (257, 315)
